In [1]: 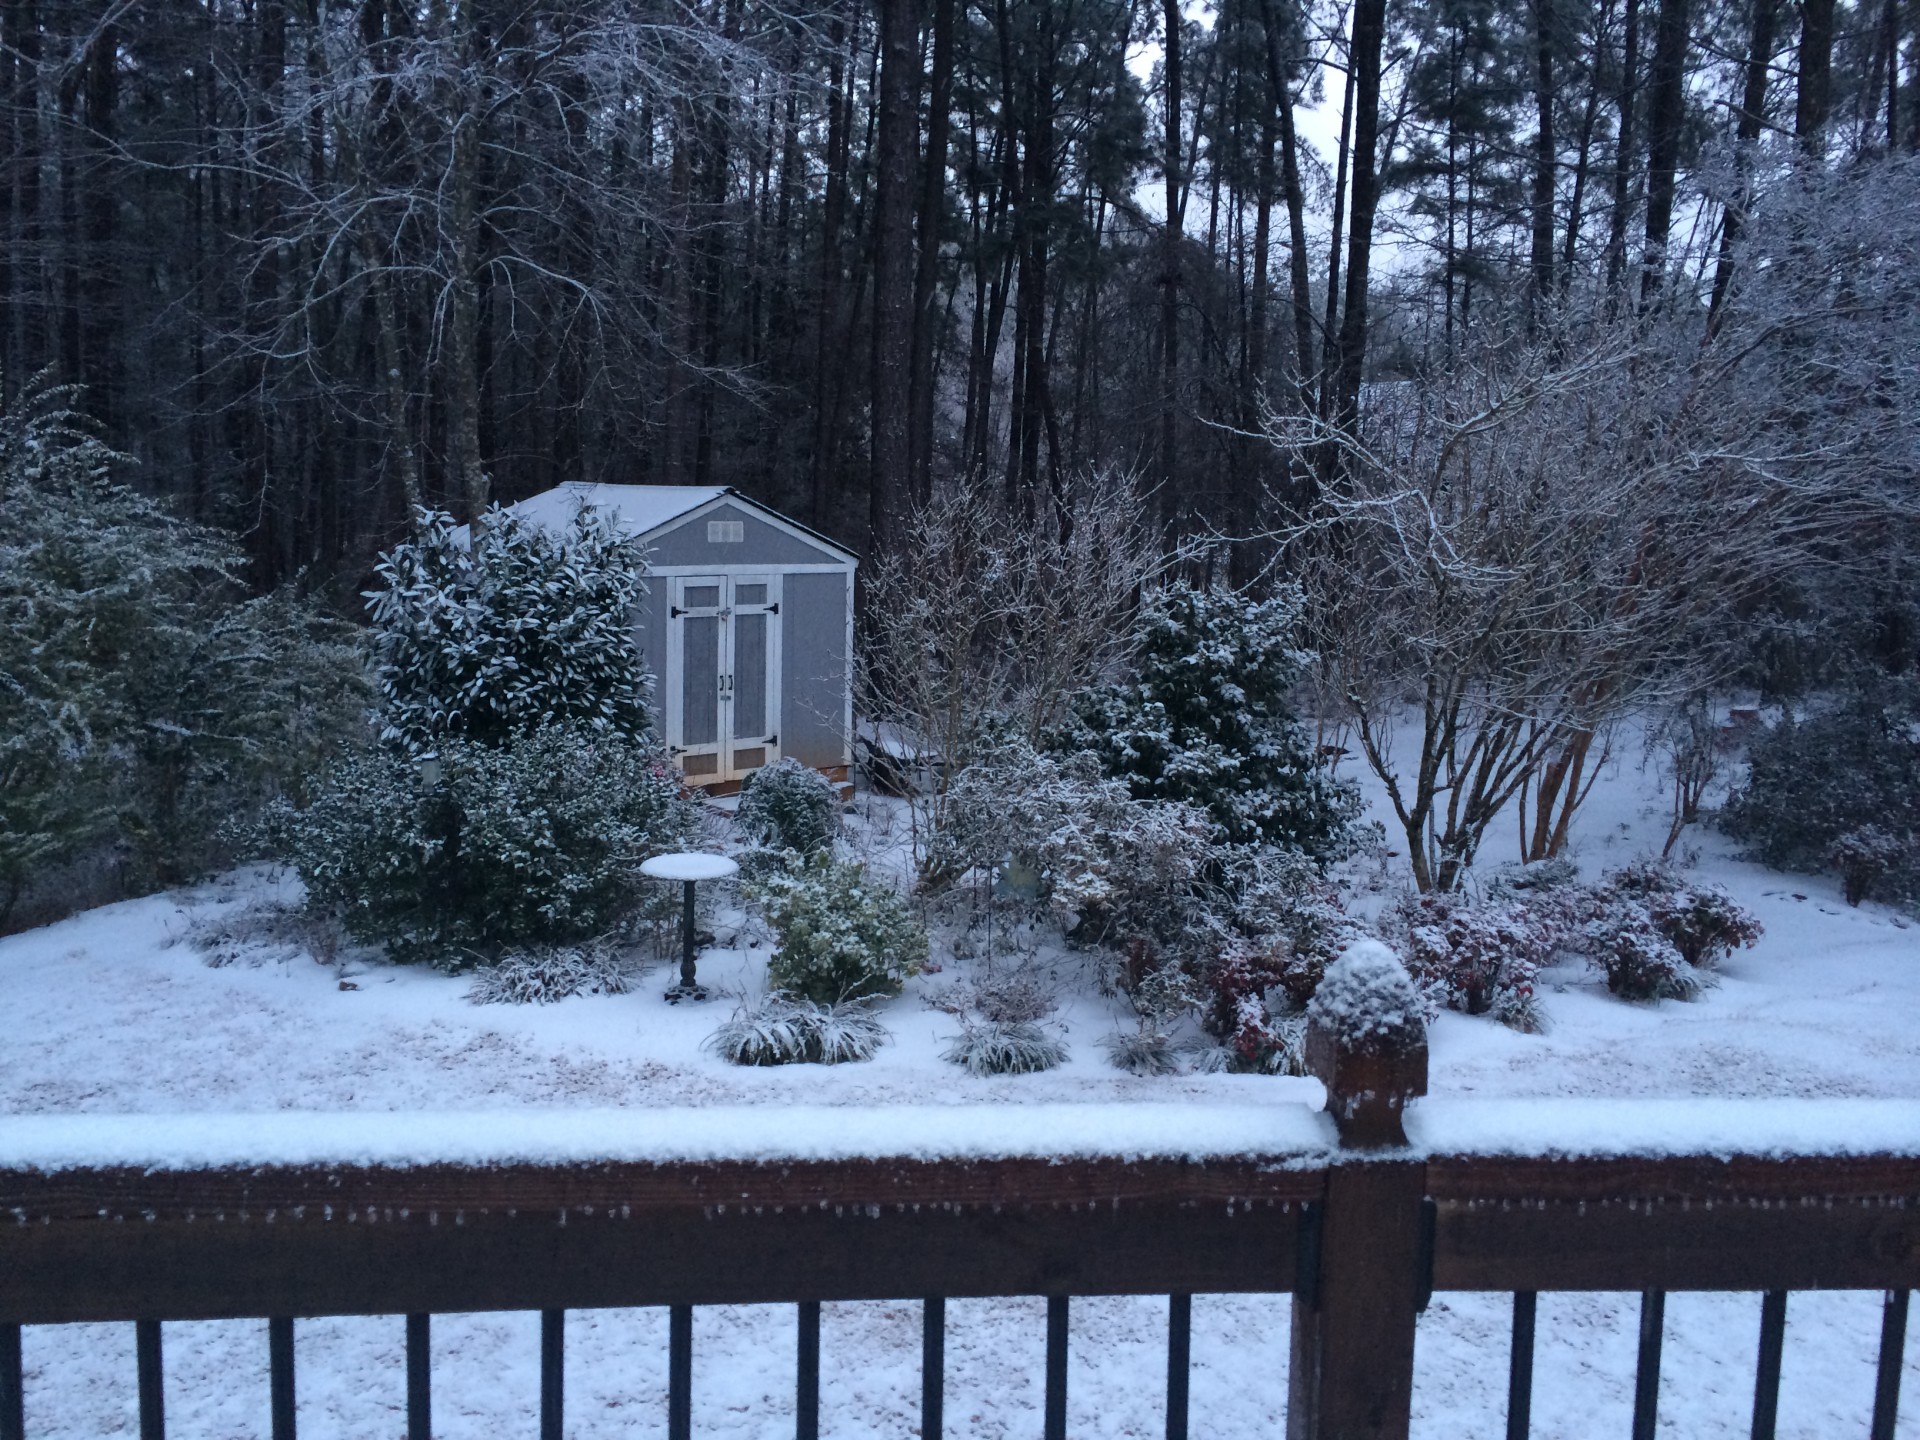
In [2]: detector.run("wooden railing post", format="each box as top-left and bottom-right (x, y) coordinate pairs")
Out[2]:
(1288, 944), (1430, 1440)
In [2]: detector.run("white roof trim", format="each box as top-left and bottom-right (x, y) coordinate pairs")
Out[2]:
(502, 483), (857, 566)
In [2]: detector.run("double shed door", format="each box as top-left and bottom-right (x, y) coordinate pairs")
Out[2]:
(668, 574), (780, 785)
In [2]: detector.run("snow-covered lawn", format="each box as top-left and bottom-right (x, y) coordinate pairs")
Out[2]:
(3, 746), (1916, 1437)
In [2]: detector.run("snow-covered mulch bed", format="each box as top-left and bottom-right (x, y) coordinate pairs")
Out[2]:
(3, 747), (1916, 1437)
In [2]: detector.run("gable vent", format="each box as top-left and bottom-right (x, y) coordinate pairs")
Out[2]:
(708, 519), (744, 543)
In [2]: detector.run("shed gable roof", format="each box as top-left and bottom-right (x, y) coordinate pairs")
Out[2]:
(503, 483), (856, 565)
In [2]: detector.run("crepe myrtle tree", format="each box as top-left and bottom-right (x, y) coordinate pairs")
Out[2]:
(1271, 161), (1920, 891)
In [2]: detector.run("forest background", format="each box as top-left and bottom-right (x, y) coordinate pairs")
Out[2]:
(5, 0), (1916, 592)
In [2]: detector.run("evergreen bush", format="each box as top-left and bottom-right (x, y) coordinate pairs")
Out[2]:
(1722, 694), (1920, 904)
(1057, 582), (1362, 857)
(735, 757), (841, 856)
(750, 852), (928, 1003)
(1, 378), (366, 922)
(269, 725), (690, 968)
(367, 504), (652, 754)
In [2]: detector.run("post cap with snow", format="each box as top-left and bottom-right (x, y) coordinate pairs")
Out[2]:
(1305, 939), (1429, 1148)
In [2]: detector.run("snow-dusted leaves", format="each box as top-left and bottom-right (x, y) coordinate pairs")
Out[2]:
(367, 503), (653, 755)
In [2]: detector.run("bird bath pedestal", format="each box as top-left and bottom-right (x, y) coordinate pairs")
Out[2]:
(640, 852), (739, 1002)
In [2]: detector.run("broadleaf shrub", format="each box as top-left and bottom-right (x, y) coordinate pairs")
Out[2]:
(367, 504), (653, 754)
(1381, 892), (1559, 1032)
(736, 757), (841, 856)
(1721, 693), (1920, 904)
(751, 852), (928, 1002)
(269, 725), (690, 968)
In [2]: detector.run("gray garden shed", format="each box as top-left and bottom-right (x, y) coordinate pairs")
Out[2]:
(503, 483), (857, 792)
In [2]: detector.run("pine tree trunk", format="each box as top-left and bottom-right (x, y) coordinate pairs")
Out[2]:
(870, 0), (919, 555)
(1329, 0), (1388, 437)
(1707, 0), (1775, 333)
(909, 0), (954, 506)
(1604, 0), (1640, 293)
(1529, 0), (1557, 320)
(1638, 0), (1689, 306)
(1796, 0), (1835, 149)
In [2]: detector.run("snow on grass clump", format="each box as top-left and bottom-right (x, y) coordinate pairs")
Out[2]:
(466, 941), (640, 1005)
(1306, 940), (1423, 1048)
(705, 993), (889, 1066)
(942, 1021), (1069, 1076)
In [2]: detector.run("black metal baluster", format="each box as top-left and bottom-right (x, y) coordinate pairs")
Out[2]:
(668, 1305), (692, 1440)
(136, 1320), (164, 1440)
(921, 1297), (945, 1440)
(541, 1310), (564, 1440)
(1, 1323), (23, 1440)
(795, 1302), (820, 1440)
(1045, 1297), (1068, 1440)
(1506, 1291), (1536, 1440)
(1631, 1290), (1665, 1440)
(1750, 1291), (1787, 1440)
(269, 1317), (295, 1440)
(1871, 1289), (1910, 1440)
(1165, 1294), (1191, 1440)
(406, 1314), (430, 1440)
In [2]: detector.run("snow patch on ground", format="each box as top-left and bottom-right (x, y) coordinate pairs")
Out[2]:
(4, 749), (1917, 1436)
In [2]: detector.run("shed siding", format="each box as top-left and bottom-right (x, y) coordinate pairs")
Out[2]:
(781, 570), (851, 769)
(644, 502), (843, 568)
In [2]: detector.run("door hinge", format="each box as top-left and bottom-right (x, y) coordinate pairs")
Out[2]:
(767, 601), (779, 615)
(669, 605), (683, 618)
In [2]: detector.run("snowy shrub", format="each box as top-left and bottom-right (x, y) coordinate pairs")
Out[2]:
(1722, 693), (1920, 903)
(1307, 941), (1425, 1050)
(1207, 845), (1365, 1007)
(1381, 892), (1559, 1032)
(1598, 860), (1762, 970)
(929, 735), (1215, 944)
(706, 993), (889, 1066)
(1202, 940), (1310, 1074)
(750, 852), (928, 1003)
(0, 379), (367, 921)
(1057, 582), (1362, 857)
(736, 757), (841, 856)
(466, 940), (640, 1005)
(942, 1021), (1069, 1076)
(368, 504), (652, 755)
(1580, 902), (1703, 1002)
(270, 725), (690, 968)
(1829, 826), (1908, 907)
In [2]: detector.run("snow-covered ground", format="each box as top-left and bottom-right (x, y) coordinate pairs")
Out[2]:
(3, 741), (1916, 1436)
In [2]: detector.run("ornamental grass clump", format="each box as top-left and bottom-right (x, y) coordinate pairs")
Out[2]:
(706, 993), (889, 1066)
(750, 852), (928, 1003)
(466, 940), (640, 1005)
(943, 1021), (1069, 1076)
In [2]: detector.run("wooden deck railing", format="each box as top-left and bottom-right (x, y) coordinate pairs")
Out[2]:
(2, 1014), (1916, 1440)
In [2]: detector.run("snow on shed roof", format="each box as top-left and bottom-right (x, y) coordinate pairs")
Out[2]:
(498, 482), (857, 561)
(505, 482), (727, 538)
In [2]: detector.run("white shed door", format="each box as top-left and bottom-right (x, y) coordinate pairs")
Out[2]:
(668, 574), (781, 786)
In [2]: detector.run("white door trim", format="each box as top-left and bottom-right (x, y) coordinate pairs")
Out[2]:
(664, 573), (783, 786)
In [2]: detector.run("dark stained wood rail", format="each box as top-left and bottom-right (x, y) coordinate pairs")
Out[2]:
(2, 1008), (1916, 1439)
